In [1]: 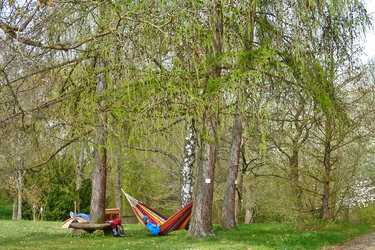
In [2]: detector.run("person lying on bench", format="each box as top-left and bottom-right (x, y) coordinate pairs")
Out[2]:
(142, 215), (160, 235)
(70, 211), (90, 221)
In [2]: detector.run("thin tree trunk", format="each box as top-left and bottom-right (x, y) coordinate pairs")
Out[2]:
(17, 170), (23, 220)
(234, 0), (256, 225)
(289, 104), (307, 223)
(290, 148), (303, 222)
(180, 117), (196, 208)
(74, 144), (84, 213)
(236, 146), (250, 224)
(116, 158), (122, 218)
(90, 54), (108, 224)
(235, 169), (244, 224)
(343, 206), (349, 222)
(12, 202), (17, 220)
(32, 205), (37, 222)
(221, 105), (242, 229)
(188, 115), (217, 237)
(322, 120), (332, 221)
(244, 207), (255, 224)
(40, 206), (44, 221)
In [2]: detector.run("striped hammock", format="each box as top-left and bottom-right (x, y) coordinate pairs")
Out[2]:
(122, 190), (193, 235)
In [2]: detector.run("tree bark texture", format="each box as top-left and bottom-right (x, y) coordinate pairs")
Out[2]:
(90, 55), (108, 224)
(188, 114), (217, 237)
(180, 117), (196, 208)
(221, 105), (242, 229)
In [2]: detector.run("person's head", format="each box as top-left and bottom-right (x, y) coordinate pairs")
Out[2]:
(142, 216), (149, 224)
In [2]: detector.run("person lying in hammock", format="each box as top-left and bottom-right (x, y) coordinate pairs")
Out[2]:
(142, 216), (160, 235)
(70, 211), (90, 221)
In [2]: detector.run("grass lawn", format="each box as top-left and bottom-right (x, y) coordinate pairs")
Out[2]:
(0, 220), (373, 249)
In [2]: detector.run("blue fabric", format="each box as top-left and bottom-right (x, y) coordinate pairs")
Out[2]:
(146, 223), (160, 235)
(74, 213), (90, 221)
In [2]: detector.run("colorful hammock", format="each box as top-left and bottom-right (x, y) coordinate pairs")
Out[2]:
(122, 190), (193, 235)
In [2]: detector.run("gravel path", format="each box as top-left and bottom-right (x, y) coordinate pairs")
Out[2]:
(327, 231), (375, 250)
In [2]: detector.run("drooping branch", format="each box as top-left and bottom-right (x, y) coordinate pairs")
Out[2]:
(0, 130), (93, 173)
(124, 144), (182, 167)
(0, 21), (115, 51)
(25, 132), (91, 171)
(0, 9), (170, 51)
(9, 57), (87, 85)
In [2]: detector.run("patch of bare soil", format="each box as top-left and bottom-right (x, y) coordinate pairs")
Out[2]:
(325, 231), (375, 250)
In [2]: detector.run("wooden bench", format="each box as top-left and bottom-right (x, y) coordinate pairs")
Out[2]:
(105, 208), (120, 221)
(69, 222), (112, 235)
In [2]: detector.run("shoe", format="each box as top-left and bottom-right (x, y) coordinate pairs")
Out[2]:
(70, 211), (74, 218)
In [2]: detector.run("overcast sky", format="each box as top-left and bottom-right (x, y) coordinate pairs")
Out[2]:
(363, 0), (375, 62)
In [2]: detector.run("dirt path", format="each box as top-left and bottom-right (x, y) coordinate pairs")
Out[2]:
(327, 231), (375, 250)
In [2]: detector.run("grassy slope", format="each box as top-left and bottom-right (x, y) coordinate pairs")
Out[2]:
(0, 220), (373, 249)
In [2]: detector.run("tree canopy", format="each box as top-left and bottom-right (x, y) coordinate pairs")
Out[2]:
(0, 0), (374, 237)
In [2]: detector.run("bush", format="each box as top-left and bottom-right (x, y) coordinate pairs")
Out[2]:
(22, 202), (33, 220)
(43, 178), (91, 221)
(358, 206), (375, 224)
(0, 191), (13, 220)
(21, 157), (92, 221)
(0, 204), (12, 220)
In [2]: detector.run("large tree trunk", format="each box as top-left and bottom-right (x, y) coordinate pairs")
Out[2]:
(322, 121), (332, 221)
(188, 114), (217, 237)
(221, 105), (242, 229)
(188, 0), (222, 237)
(90, 54), (108, 224)
(180, 117), (196, 208)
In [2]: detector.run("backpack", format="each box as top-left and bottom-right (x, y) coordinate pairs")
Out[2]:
(108, 218), (125, 237)
(113, 224), (125, 237)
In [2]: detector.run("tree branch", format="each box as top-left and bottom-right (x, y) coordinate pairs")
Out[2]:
(24, 130), (92, 171)
(124, 144), (181, 167)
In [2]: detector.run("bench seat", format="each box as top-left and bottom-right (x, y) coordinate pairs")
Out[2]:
(69, 222), (112, 235)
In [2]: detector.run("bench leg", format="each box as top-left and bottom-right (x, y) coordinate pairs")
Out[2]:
(70, 228), (91, 236)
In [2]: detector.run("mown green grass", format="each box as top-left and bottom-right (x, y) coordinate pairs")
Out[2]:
(0, 220), (373, 249)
